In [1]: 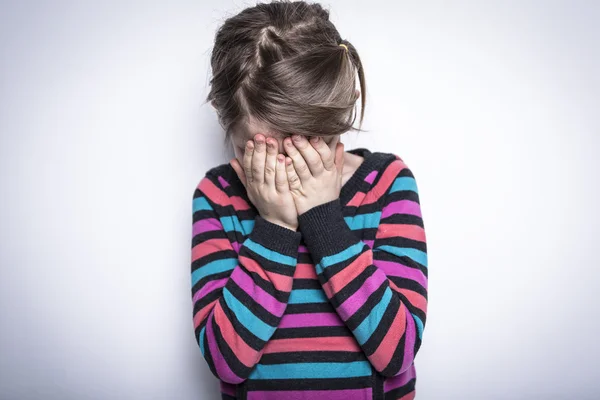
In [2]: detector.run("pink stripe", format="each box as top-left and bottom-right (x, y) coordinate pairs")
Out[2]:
(193, 218), (223, 236)
(247, 388), (371, 400)
(338, 271), (387, 319)
(206, 308), (242, 383)
(384, 363), (416, 392)
(364, 170), (378, 184)
(374, 259), (427, 288)
(193, 277), (228, 303)
(399, 304), (416, 373)
(381, 200), (422, 219)
(278, 312), (344, 328)
(230, 267), (286, 316)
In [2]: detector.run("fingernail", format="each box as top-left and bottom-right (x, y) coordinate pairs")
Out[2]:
(293, 134), (301, 141)
(311, 136), (319, 143)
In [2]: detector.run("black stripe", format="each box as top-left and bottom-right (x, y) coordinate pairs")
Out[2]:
(260, 350), (367, 364)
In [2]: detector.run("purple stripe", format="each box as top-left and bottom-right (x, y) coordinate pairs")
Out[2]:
(193, 218), (223, 236)
(247, 388), (371, 400)
(206, 308), (242, 383)
(381, 200), (422, 219)
(338, 271), (387, 320)
(384, 363), (416, 392)
(230, 267), (285, 316)
(218, 176), (230, 188)
(373, 259), (427, 288)
(298, 245), (309, 253)
(399, 304), (416, 373)
(193, 277), (228, 303)
(219, 380), (237, 396)
(278, 312), (344, 328)
(364, 170), (378, 184)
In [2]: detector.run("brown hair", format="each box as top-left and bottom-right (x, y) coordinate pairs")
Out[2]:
(205, 0), (367, 145)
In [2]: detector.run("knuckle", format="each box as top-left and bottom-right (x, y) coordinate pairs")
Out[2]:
(297, 164), (309, 174)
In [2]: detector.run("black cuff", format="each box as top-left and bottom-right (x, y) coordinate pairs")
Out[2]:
(250, 215), (302, 257)
(297, 198), (358, 262)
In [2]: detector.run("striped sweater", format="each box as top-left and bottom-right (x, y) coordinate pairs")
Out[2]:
(191, 148), (428, 400)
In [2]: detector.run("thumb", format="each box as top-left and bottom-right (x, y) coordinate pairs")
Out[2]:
(230, 158), (246, 186)
(334, 142), (345, 174)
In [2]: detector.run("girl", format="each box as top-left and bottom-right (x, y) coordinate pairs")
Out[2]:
(191, 1), (428, 399)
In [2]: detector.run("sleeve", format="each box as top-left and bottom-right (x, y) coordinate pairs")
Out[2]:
(296, 158), (428, 377)
(191, 174), (302, 384)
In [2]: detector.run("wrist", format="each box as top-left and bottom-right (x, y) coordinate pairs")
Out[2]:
(250, 215), (302, 257)
(262, 216), (298, 232)
(297, 196), (340, 217)
(297, 198), (358, 262)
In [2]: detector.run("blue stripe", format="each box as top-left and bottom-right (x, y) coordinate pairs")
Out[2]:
(317, 241), (364, 272)
(288, 289), (328, 304)
(413, 313), (424, 340)
(353, 286), (393, 345)
(244, 238), (296, 266)
(390, 176), (418, 194)
(375, 245), (428, 267)
(191, 257), (238, 286)
(193, 196), (213, 212)
(345, 211), (381, 230)
(220, 215), (254, 235)
(222, 287), (275, 342)
(199, 325), (206, 357)
(248, 360), (372, 379)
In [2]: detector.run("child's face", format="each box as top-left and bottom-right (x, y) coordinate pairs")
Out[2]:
(231, 118), (339, 163)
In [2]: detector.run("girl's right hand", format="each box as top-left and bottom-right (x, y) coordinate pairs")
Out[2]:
(230, 133), (299, 231)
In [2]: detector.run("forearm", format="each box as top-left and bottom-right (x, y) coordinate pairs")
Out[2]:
(297, 198), (427, 377)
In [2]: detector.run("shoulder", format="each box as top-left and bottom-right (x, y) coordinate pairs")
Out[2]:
(367, 151), (420, 199)
(193, 161), (238, 203)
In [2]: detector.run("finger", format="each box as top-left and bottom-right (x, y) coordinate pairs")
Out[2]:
(264, 137), (278, 186)
(284, 136), (312, 183)
(251, 134), (266, 184)
(334, 142), (345, 175)
(285, 156), (302, 191)
(291, 134), (324, 176)
(243, 139), (254, 183)
(230, 158), (247, 186)
(275, 153), (288, 193)
(327, 135), (340, 154)
(309, 136), (335, 171)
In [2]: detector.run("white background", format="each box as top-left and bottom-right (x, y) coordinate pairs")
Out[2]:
(1, 1), (598, 399)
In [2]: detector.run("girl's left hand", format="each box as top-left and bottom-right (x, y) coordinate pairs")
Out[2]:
(283, 134), (345, 216)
